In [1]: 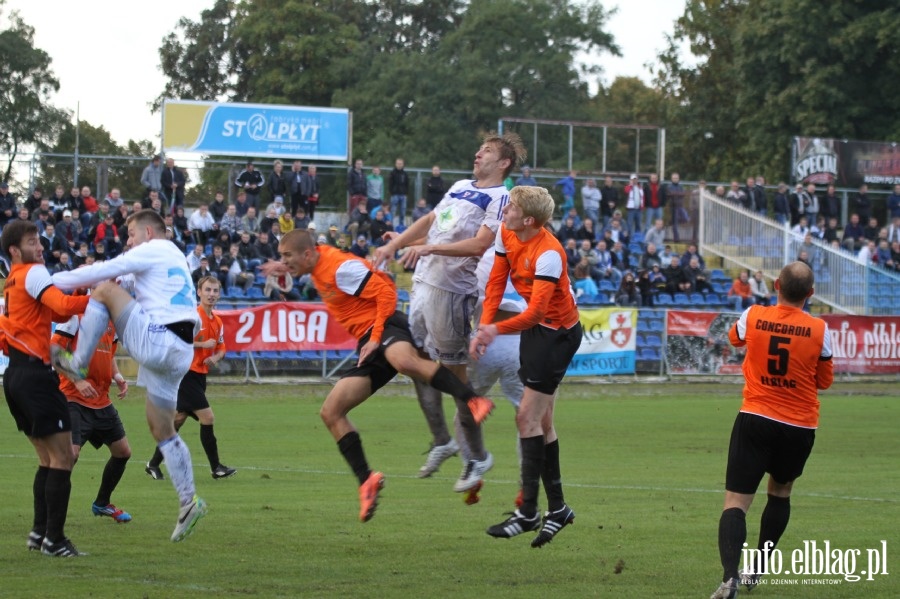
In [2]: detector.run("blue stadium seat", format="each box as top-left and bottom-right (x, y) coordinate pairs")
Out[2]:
(655, 294), (673, 306)
(705, 293), (722, 306)
(710, 269), (728, 282)
(598, 280), (616, 292)
(673, 293), (690, 305)
(299, 351), (323, 360)
(578, 294), (605, 306)
(689, 293), (705, 305)
(259, 351), (281, 359)
(397, 289), (410, 302)
(225, 351), (245, 360)
(645, 334), (662, 348)
(631, 231), (644, 244)
(649, 320), (665, 333)
(640, 347), (661, 361)
(247, 287), (265, 299)
(628, 242), (643, 255)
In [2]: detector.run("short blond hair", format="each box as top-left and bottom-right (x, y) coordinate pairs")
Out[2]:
(510, 186), (554, 226)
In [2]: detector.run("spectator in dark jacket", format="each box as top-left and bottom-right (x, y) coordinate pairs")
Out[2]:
(425, 165), (446, 208)
(389, 158), (410, 227)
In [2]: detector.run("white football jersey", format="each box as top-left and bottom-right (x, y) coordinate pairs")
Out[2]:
(52, 239), (199, 328)
(414, 179), (508, 294)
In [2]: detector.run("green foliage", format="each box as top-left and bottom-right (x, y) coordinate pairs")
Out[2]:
(657, 0), (900, 182)
(0, 2), (68, 183)
(0, 382), (896, 597)
(39, 121), (155, 200)
(158, 0), (619, 171)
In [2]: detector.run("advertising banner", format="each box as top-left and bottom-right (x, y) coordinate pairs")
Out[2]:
(821, 314), (900, 374)
(567, 307), (637, 376)
(215, 302), (356, 352)
(162, 100), (350, 161)
(792, 136), (900, 187)
(665, 310), (742, 375)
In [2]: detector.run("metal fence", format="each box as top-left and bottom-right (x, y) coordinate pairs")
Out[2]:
(698, 190), (900, 315)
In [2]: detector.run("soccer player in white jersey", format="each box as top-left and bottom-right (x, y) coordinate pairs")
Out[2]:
(51, 210), (206, 542)
(373, 131), (526, 494)
(455, 247), (526, 505)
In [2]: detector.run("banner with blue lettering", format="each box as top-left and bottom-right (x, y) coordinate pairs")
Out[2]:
(567, 308), (637, 376)
(162, 100), (350, 161)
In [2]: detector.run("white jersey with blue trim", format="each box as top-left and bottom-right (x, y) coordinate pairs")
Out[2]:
(414, 179), (508, 294)
(52, 239), (199, 328)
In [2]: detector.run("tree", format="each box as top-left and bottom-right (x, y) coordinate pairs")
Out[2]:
(656, 0), (900, 182)
(0, 2), (68, 184)
(39, 121), (155, 201)
(157, 0), (620, 175)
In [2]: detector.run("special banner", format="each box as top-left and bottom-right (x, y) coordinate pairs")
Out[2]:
(792, 136), (900, 187)
(215, 302), (356, 352)
(567, 307), (636, 376)
(821, 314), (900, 374)
(162, 99), (350, 161)
(665, 310), (742, 375)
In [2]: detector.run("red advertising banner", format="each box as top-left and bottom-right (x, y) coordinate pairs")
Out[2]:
(822, 315), (900, 374)
(665, 310), (742, 375)
(215, 302), (357, 352)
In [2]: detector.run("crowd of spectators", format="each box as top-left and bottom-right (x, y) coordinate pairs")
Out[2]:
(3, 157), (898, 310)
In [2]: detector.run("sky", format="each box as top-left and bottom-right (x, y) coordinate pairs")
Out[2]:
(6, 0), (687, 149)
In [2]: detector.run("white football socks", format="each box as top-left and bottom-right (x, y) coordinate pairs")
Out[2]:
(158, 434), (196, 506)
(73, 298), (110, 369)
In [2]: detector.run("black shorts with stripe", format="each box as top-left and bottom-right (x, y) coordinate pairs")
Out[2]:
(341, 311), (416, 394)
(518, 321), (583, 395)
(3, 350), (70, 438)
(725, 411), (816, 494)
(69, 402), (127, 449)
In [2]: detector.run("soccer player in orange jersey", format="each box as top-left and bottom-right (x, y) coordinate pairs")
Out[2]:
(0, 220), (90, 556)
(264, 229), (492, 522)
(145, 276), (236, 481)
(710, 261), (833, 599)
(52, 316), (132, 524)
(470, 186), (582, 548)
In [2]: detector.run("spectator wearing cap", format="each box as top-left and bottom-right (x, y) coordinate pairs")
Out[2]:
(515, 166), (538, 187)
(235, 160), (264, 209)
(326, 224), (342, 248)
(56, 209), (82, 252)
(265, 195), (286, 218)
(623, 173), (644, 237)
(161, 157), (186, 213)
(350, 235), (369, 258)
(0, 181), (18, 228)
(141, 155), (163, 198)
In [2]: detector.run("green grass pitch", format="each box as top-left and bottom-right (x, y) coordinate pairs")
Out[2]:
(0, 381), (897, 598)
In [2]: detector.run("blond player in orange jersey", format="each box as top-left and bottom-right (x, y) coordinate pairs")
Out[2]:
(470, 186), (582, 548)
(145, 276), (236, 481)
(710, 261), (833, 599)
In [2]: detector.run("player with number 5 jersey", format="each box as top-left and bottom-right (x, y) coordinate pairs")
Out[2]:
(709, 261), (833, 599)
(51, 210), (207, 543)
